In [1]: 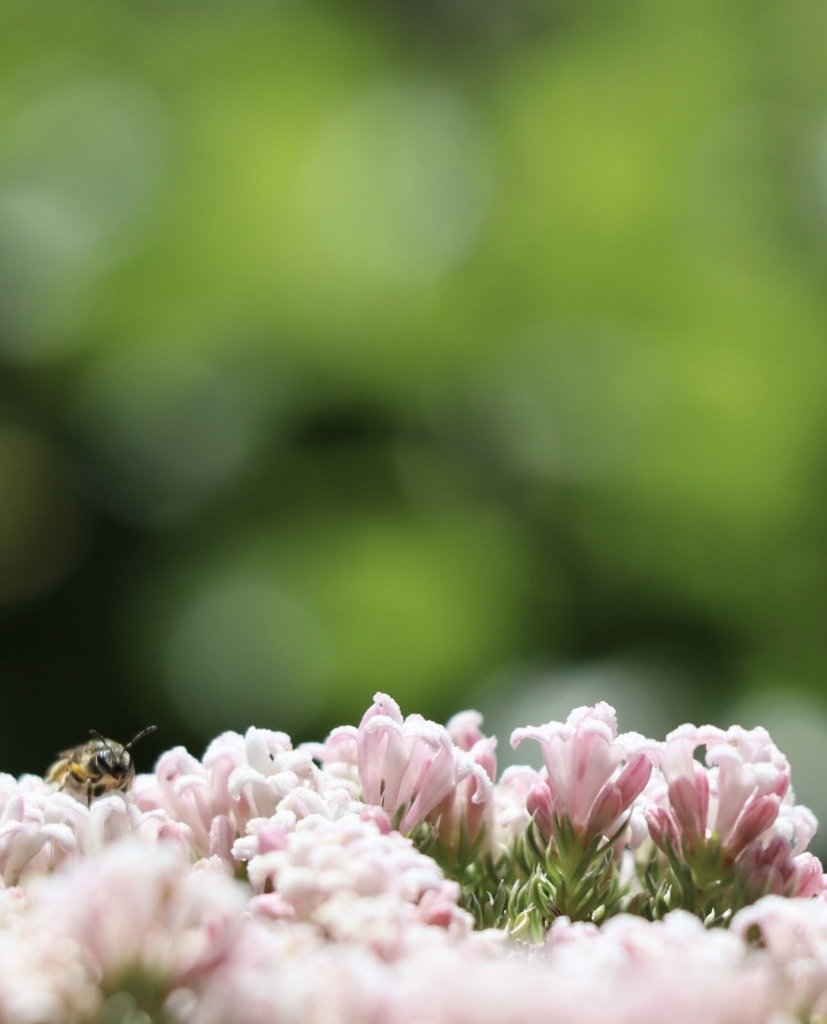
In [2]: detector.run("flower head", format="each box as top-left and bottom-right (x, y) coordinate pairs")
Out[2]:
(511, 703), (653, 847)
(649, 724), (795, 861)
(355, 693), (481, 834)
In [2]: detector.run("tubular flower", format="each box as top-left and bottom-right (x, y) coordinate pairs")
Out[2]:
(511, 703), (654, 847)
(648, 724), (794, 863)
(642, 724), (823, 915)
(428, 711), (497, 858)
(354, 693), (482, 835)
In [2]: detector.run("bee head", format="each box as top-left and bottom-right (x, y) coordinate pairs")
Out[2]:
(87, 734), (130, 779)
(94, 745), (131, 779)
(88, 726), (156, 780)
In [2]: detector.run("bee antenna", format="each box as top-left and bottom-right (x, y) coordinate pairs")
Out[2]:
(88, 729), (114, 751)
(124, 725), (157, 752)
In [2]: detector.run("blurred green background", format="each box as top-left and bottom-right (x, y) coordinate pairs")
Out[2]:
(3, 0), (827, 830)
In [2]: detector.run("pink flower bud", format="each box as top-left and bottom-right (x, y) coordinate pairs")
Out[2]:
(526, 782), (555, 844)
(667, 764), (709, 851)
(790, 853), (826, 898)
(722, 794), (782, 861)
(588, 752), (653, 838)
(646, 804), (681, 853)
(446, 710), (487, 753)
(208, 814), (236, 868)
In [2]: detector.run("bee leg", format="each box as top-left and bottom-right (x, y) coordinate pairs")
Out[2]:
(86, 780), (93, 808)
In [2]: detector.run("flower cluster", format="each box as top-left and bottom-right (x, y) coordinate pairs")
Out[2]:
(0, 694), (825, 1023)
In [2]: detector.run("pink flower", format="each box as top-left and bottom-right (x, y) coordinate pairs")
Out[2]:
(771, 798), (818, 856)
(429, 712), (497, 857)
(536, 911), (775, 1024)
(0, 777), (89, 884)
(732, 896), (827, 1021)
(309, 726), (359, 776)
(185, 924), (391, 1024)
(213, 728), (319, 824)
(36, 840), (248, 991)
(525, 776), (555, 844)
(706, 726), (790, 857)
(241, 814), (470, 947)
(134, 746), (228, 856)
(493, 765), (543, 844)
(355, 693), (479, 834)
(0, 886), (100, 1023)
(511, 703), (653, 845)
(446, 710), (487, 752)
(134, 729), (326, 862)
(737, 838), (825, 900)
(650, 724), (795, 863)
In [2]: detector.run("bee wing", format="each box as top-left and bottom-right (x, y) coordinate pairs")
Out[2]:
(45, 741), (94, 782)
(54, 743), (90, 760)
(45, 755), (72, 784)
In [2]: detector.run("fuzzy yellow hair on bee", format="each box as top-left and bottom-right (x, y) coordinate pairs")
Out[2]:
(46, 726), (157, 806)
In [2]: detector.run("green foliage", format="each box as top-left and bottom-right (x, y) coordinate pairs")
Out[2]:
(2, 0), (827, 818)
(421, 814), (802, 938)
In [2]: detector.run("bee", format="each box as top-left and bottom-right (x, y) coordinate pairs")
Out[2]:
(45, 726), (157, 806)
